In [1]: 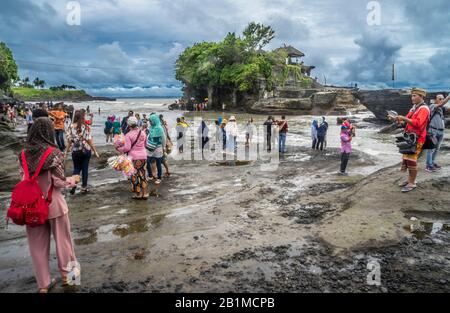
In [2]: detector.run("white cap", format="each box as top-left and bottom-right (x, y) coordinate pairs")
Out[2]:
(127, 116), (138, 126)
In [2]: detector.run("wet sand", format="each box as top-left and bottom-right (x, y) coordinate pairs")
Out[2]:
(0, 110), (449, 293)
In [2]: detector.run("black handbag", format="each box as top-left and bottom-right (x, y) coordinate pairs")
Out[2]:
(423, 133), (438, 150)
(396, 133), (418, 154)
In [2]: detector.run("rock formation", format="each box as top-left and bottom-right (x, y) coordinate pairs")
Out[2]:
(355, 89), (449, 120)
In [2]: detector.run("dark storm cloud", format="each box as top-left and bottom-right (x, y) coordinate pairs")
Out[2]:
(343, 30), (402, 83)
(1, 0), (449, 96)
(403, 0), (450, 42)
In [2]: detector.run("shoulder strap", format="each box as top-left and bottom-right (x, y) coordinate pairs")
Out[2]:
(429, 106), (439, 122)
(127, 130), (142, 153)
(32, 147), (56, 181)
(21, 150), (30, 180)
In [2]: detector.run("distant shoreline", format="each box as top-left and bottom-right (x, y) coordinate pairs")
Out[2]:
(11, 87), (116, 102)
(112, 96), (180, 99)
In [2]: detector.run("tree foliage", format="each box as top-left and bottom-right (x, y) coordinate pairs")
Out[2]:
(175, 22), (312, 103)
(50, 84), (77, 91)
(0, 42), (19, 92)
(242, 22), (275, 51)
(176, 23), (278, 95)
(33, 77), (45, 88)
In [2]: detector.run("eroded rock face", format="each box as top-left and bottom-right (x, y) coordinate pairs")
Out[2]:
(249, 89), (359, 115)
(355, 89), (449, 120)
(0, 124), (25, 192)
(285, 98), (313, 110)
(312, 92), (337, 108)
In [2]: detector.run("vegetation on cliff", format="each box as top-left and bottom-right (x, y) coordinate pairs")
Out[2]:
(175, 22), (313, 108)
(0, 42), (19, 92)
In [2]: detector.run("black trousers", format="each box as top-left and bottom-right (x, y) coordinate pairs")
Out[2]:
(340, 153), (350, 173)
(55, 129), (66, 152)
(72, 150), (92, 188)
(316, 135), (325, 150)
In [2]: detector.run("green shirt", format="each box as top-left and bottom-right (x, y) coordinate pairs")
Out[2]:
(113, 121), (121, 135)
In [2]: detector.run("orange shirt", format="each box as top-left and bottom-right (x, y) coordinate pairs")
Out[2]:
(49, 110), (67, 130)
(405, 104), (430, 144)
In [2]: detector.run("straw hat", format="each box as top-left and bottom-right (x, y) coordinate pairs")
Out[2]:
(411, 87), (427, 98)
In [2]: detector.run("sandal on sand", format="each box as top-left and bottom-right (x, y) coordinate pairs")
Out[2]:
(398, 181), (417, 188)
(164, 173), (171, 178)
(402, 185), (417, 193)
(132, 195), (143, 200)
(154, 179), (161, 185)
(38, 278), (57, 293)
(142, 194), (149, 200)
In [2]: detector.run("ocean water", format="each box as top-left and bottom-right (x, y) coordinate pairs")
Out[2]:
(68, 98), (179, 140)
(66, 98), (400, 172)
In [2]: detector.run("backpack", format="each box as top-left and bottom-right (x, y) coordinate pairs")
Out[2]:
(7, 147), (55, 227)
(422, 106), (437, 150)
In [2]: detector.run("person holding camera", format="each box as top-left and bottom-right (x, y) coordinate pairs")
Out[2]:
(389, 88), (430, 193)
(339, 120), (353, 175)
(425, 94), (450, 172)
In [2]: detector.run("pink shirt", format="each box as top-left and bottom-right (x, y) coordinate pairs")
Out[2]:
(118, 128), (147, 161)
(340, 132), (352, 154)
(27, 171), (72, 220)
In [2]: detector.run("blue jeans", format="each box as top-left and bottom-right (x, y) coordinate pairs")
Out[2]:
(148, 156), (162, 180)
(55, 129), (66, 152)
(72, 150), (91, 188)
(426, 131), (444, 167)
(279, 133), (287, 153)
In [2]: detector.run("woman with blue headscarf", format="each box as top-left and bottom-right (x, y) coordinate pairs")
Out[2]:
(146, 114), (166, 185)
(311, 119), (318, 150)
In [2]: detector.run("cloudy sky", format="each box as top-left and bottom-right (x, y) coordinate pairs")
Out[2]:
(1, 0), (449, 97)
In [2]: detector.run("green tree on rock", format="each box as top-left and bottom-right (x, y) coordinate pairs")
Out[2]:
(0, 42), (19, 92)
(242, 22), (275, 51)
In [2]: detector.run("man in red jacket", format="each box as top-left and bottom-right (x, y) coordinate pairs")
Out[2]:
(394, 88), (430, 193)
(277, 115), (289, 154)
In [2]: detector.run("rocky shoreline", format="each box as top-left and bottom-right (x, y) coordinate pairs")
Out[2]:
(0, 119), (449, 293)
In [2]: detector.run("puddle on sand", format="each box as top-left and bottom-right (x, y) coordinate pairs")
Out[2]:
(404, 220), (450, 240)
(74, 216), (165, 246)
(285, 153), (311, 162)
(210, 161), (252, 167)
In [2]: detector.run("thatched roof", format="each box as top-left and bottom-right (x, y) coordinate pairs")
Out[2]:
(275, 44), (305, 57)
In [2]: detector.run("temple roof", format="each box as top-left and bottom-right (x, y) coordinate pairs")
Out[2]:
(275, 44), (305, 57)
